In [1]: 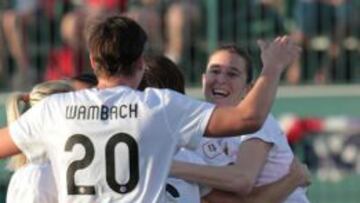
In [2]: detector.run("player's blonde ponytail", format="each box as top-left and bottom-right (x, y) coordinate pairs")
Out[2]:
(6, 80), (74, 170)
(6, 92), (30, 170)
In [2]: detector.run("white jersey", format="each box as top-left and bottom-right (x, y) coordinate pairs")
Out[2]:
(197, 115), (310, 203)
(166, 149), (211, 203)
(9, 86), (215, 203)
(195, 137), (236, 166)
(239, 115), (310, 203)
(6, 161), (57, 203)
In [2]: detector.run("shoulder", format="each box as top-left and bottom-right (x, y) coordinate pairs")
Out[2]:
(242, 114), (284, 144)
(261, 114), (283, 134)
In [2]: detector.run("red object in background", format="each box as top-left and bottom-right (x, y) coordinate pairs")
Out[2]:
(87, 0), (127, 12)
(287, 118), (324, 144)
(44, 46), (85, 81)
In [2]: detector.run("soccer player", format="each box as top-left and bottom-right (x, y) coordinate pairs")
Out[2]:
(6, 80), (74, 203)
(6, 77), (99, 203)
(171, 45), (310, 202)
(140, 54), (311, 203)
(0, 14), (300, 202)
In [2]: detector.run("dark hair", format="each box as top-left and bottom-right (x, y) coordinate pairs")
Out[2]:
(138, 55), (185, 94)
(87, 14), (147, 77)
(71, 73), (98, 86)
(209, 44), (253, 84)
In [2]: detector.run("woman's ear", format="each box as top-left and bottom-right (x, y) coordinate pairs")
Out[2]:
(201, 73), (206, 85)
(89, 53), (96, 70)
(135, 56), (145, 72)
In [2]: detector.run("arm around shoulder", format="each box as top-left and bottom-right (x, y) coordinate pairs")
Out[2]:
(0, 127), (21, 159)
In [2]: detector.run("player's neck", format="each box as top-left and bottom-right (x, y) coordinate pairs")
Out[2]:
(97, 75), (138, 89)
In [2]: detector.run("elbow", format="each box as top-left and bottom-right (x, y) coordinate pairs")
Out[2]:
(236, 117), (263, 135)
(248, 119), (263, 133)
(245, 109), (268, 132)
(231, 176), (254, 196)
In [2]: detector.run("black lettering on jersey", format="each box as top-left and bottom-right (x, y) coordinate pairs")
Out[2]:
(65, 134), (96, 195)
(88, 106), (100, 119)
(106, 133), (139, 193)
(65, 104), (138, 120)
(109, 106), (118, 119)
(119, 105), (127, 118)
(207, 144), (217, 152)
(129, 104), (138, 118)
(101, 105), (109, 120)
(65, 133), (140, 195)
(78, 106), (87, 119)
(66, 106), (77, 119)
(166, 184), (180, 198)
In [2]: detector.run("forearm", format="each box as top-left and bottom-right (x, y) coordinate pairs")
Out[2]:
(204, 173), (299, 203)
(236, 69), (281, 127)
(171, 161), (250, 194)
(0, 128), (21, 159)
(246, 172), (300, 203)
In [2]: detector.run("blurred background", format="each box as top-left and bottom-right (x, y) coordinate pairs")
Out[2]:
(0, 0), (359, 202)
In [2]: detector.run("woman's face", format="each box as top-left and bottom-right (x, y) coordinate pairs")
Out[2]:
(203, 50), (249, 106)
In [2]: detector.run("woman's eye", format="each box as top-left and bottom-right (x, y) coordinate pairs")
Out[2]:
(227, 72), (239, 78)
(209, 69), (220, 74)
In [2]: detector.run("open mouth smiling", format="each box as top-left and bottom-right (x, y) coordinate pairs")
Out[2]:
(212, 88), (230, 98)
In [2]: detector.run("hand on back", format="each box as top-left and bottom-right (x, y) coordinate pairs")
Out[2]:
(289, 157), (311, 187)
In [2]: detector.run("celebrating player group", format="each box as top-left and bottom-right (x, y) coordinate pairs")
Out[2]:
(0, 13), (310, 203)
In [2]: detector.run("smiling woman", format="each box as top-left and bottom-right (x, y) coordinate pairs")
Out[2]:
(203, 45), (253, 106)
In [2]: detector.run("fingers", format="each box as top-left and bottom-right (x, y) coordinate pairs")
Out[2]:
(261, 35), (300, 53)
(257, 39), (268, 51)
(259, 35), (302, 74)
(302, 164), (312, 187)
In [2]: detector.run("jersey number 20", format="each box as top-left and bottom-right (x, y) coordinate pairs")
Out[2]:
(65, 133), (139, 195)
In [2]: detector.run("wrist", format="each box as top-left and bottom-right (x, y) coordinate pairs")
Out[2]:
(260, 67), (282, 80)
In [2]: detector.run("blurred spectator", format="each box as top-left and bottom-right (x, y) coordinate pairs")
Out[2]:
(45, 0), (127, 81)
(289, 0), (358, 84)
(253, 0), (286, 37)
(127, 0), (202, 65)
(163, 0), (201, 64)
(44, 12), (90, 81)
(1, 0), (40, 89)
(216, 0), (286, 77)
(126, 0), (164, 54)
(1, 0), (71, 89)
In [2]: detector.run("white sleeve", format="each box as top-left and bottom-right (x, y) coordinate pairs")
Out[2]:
(241, 115), (280, 145)
(159, 89), (215, 150)
(9, 99), (48, 164)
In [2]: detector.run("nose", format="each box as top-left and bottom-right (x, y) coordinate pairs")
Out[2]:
(215, 72), (227, 83)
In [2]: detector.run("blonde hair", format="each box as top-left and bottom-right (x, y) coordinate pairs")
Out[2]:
(6, 80), (74, 170)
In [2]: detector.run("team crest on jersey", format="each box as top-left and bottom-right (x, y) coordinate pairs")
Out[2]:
(201, 140), (223, 159)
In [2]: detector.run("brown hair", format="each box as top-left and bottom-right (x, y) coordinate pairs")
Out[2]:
(86, 14), (147, 77)
(138, 55), (185, 94)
